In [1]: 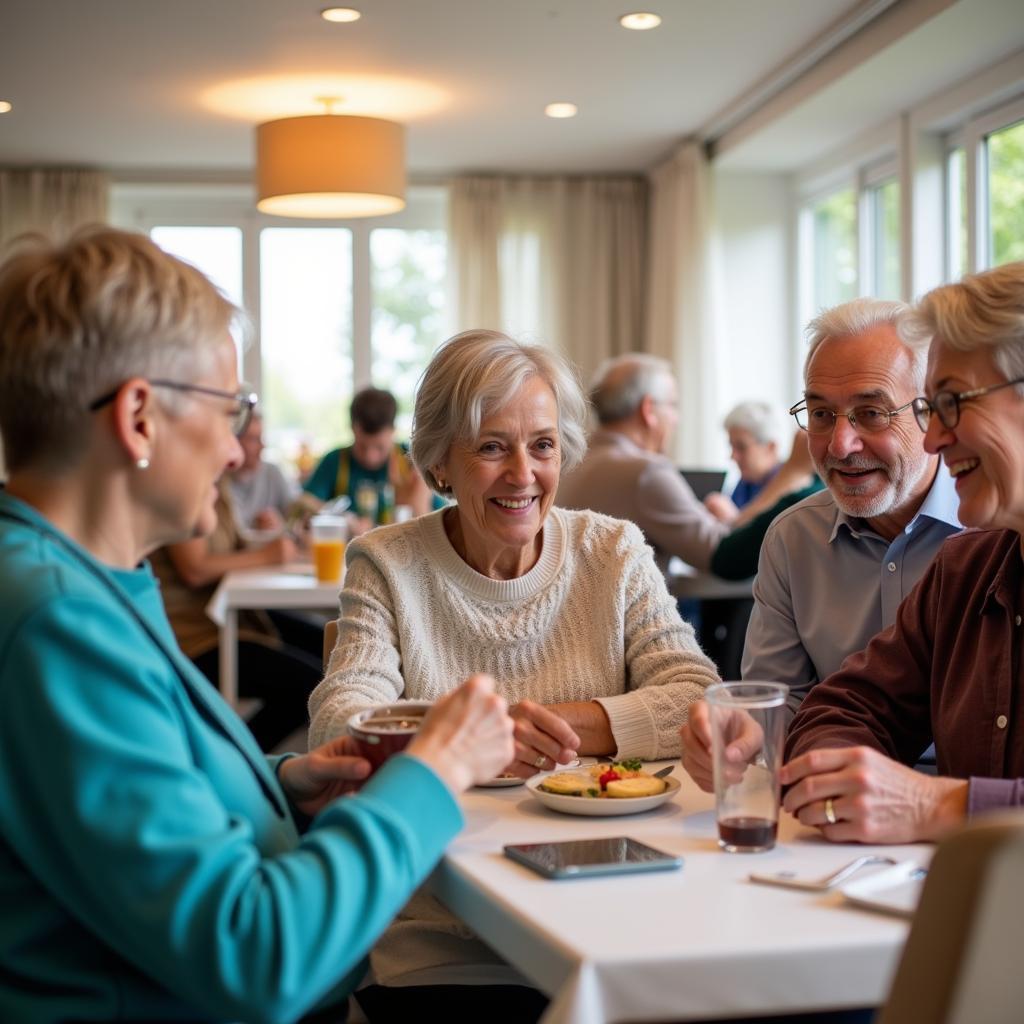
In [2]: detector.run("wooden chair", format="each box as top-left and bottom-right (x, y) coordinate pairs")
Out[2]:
(878, 810), (1024, 1024)
(322, 619), (338, 670)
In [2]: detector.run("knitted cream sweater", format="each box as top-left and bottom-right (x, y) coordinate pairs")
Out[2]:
(308, 506), (720, 988)
(309, 506), (718, 755)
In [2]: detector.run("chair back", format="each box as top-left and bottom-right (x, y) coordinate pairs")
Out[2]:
(878, 811), (1024, 1024)
(323, 619), (338, 669)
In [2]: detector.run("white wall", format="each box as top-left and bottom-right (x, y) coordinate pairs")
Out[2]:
(711, 170), (797, 463)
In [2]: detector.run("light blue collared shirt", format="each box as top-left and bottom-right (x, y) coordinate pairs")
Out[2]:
(742, 464), (961, 718)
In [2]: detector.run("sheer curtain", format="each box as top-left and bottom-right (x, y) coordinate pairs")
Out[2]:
(0, 168), (109, 248)
(448, 175), (647, 383)
(0, 169), (109, 479)
(645, 141), (725, 466)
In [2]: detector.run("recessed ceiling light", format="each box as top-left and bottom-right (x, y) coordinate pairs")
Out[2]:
(545, 102), (578, 119)
(321, 7), (361, 23)
(0, 101), (12, 114)
(619, 12), (662, 30)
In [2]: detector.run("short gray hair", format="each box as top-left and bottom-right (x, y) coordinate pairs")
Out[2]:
(411, 329), (589, 495)
(590, 353), (675, 424)
(0, 225), (239, 473)
(900, 261), (1024, 394)
(805, 297), (925, 389)
(723, 400), (784, 446)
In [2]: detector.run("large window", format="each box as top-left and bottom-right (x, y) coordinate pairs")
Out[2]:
(867, 178), (901, 300)
(370, 228), (447, 434)
(987, 118), (1024, 267)
(809, 188), (857, 311)
(130, 187), (448, 478)
(260, 228), (353, 463)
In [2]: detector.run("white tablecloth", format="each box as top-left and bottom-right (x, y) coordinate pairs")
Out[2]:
(436, 764), (931, 1024)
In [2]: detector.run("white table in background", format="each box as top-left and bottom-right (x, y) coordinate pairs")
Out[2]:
(435, 765), (930, 1024)
(668, 557), (753, 601)
(205, 564), (341, 707)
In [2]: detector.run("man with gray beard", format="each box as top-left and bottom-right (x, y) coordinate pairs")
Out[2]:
(734, 298), (961, 721)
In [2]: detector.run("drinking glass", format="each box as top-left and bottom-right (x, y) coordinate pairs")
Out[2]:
(706, 681), (788, 853)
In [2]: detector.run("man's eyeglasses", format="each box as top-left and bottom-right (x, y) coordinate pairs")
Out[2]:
(910, 377), (1024, 433)
(89, 379), (258, 437)
(789, 399), (916, 435)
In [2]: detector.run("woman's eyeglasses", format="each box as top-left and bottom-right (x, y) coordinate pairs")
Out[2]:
(910, 377), (1024, 433)
(89, 379), (258, 437)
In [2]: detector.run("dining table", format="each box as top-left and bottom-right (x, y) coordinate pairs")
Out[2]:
(204, 563), (342, 707)
(434, 761), (931, 1024)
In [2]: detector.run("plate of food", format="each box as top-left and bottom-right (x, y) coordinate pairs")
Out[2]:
(528, 761), (679, 816)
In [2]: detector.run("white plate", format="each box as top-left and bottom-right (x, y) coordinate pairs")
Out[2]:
(527, 772), (680, 816)
(840, 861), (928, 918)
(475, 774), (527, 788)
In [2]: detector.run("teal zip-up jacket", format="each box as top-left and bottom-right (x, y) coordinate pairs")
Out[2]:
(0, 492), (462, 1023)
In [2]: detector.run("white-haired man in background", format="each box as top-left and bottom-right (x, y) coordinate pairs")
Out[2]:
(557, 353), (729, 575)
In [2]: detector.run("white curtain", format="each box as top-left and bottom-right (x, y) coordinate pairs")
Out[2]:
(0, 168), (109, 248)
(645, 141), (725, 466)
(0, 168), (109, 479)
(448, 175), (647, 384)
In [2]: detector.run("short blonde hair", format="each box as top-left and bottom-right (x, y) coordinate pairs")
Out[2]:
(0, 225), (238, 473)
(411, 329), (589, 495)
(901, 262), (1024, 392)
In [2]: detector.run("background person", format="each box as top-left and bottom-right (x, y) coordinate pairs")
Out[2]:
(783, 261), (1024, 844)
(149, 479), (322, 752)
(227, 411), (296, 531)
(557, 353), (729, 575)
(0, 227), (514, 1023)
(309, 330), (720, 1022)
(704, 400), (785, 523)
(302, 386), (433, 532)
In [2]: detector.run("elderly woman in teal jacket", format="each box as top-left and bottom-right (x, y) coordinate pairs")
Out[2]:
(0, 227), (514, 1024)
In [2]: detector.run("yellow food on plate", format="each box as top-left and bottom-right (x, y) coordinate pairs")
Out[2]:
(538, 772), (594, 796)
(604, 776), (667, 798)
(538, 761), (667, 799)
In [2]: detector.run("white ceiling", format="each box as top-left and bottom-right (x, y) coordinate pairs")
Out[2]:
(2, 0), (1021, 180)
(1, 0), (868, 177)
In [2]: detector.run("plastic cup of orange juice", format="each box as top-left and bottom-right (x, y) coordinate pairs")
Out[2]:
(310, 515), (347, 584)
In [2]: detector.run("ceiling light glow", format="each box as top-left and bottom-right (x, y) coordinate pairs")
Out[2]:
(619, 12), (662, 30)
(0, 101), (12, 114)
(545, 102), (578, 119)
(321, 7), (361, 22)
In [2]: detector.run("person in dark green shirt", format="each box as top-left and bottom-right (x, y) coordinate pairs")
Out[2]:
(303, 387), (438, 529)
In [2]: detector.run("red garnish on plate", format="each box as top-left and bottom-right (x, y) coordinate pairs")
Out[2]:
(598, 769), (621, 791)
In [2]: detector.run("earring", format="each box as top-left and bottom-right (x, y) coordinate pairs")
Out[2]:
(136, 457), (150, 470)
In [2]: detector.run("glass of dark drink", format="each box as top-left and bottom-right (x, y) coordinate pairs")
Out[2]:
(705, 681), (789, 853)
(347, 702), (432, 771)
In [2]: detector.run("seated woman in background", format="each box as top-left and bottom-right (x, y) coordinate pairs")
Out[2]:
(149, 479), (323, 751)
(782, 260), (1024, 842)
(704, 400), (785, 524)
(0, 227), (514, 1024)
(309, 328), (720, 1022)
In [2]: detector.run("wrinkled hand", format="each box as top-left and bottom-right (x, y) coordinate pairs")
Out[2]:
(277, 736), (372, 818)
(781, 746), (968, 844)
(504, 700), (581, 779)
(406, 675), (515, 793)
(703, 491), (739, 525)
(680, 700), (764, 792)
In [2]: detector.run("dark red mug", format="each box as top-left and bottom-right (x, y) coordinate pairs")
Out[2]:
(347, 702), (432, 771)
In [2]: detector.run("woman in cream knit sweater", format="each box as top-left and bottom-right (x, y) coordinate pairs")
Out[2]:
(308, 329), (719, 1022)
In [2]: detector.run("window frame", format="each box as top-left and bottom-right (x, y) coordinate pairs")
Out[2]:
(109, 182), (448, 398)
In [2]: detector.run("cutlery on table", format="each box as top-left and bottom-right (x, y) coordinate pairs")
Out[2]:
(749, 855), (898, 891)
